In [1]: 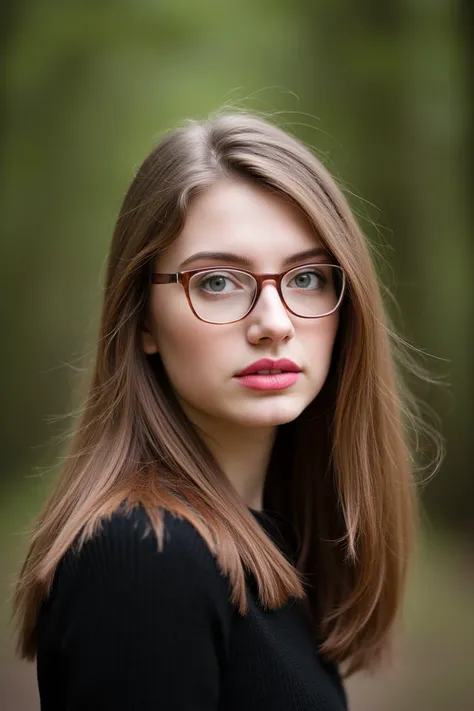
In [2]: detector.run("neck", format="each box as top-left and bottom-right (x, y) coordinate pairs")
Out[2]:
(206, 426), (277, 511)
(179, 401), (277, 511)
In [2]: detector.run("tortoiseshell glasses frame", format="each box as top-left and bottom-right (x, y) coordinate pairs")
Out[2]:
(150, 263), (347, 325)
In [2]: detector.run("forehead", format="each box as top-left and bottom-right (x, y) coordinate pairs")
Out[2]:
(157, 179), (323, 269)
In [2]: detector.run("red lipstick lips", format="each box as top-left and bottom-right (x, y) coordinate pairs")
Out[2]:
(236, 358), (301, 377)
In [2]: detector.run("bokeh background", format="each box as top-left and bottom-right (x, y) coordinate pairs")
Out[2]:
(1, 1), (473, 709)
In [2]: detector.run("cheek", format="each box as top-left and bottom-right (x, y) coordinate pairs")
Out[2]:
(304, 313), (339, 367)
(150, 290), (223, 385)
(150, 286), (195, 349)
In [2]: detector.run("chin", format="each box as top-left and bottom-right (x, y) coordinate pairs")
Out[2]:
(231, 398), (306, 428)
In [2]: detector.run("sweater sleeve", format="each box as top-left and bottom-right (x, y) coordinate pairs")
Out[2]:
(37, 506), (232, 711)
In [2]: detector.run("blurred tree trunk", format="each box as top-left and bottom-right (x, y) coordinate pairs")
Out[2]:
(409, 0), (474, 534)
(0, 2), (21, 147)
(450, 0), (474, 533)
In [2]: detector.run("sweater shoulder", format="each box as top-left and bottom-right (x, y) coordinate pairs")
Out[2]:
(37, 506), (233, 708)
(49, 504), (232, 612)
(74, 503), (216, 562)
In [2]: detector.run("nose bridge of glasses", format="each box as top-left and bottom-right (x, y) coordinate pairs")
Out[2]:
(254, 276), (288, 311)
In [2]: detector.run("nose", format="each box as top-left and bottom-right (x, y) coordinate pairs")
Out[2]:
(246, 280), (295, 342)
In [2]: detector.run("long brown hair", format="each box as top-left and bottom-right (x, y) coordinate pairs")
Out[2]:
(12, 109), (443, 676)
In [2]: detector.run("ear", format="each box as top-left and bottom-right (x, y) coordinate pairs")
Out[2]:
(139, 318), (159, 355)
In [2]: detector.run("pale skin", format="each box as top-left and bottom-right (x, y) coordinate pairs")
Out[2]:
(142, 179), (340, 511)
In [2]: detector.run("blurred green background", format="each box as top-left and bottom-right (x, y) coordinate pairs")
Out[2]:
(1, 1), (473, 709)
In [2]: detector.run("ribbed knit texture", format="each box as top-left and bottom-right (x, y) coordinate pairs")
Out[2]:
(36, 504), (348, 710)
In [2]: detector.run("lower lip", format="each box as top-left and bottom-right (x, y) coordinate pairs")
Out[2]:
(234, 372), (301, 390)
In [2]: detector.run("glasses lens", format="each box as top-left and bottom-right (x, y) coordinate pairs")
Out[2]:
(189, 269), (256, 323)
(282, 264), (345, 317)
(189, 265), (345, 323)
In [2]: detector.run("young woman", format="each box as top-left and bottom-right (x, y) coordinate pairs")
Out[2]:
(12, 110), (441, 710)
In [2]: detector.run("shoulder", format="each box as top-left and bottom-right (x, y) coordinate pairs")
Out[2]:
(68, 504), (216, 566)
(37, 506), (233, 707)
(48, 504), (232, 617)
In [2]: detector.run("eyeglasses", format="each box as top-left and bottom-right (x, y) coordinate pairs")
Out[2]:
(150, 263), (346, 325)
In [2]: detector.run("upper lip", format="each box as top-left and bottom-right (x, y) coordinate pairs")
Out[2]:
(235, 358), (301, 376)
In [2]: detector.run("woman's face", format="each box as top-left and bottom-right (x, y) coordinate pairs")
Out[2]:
(142, 179), (340, 433)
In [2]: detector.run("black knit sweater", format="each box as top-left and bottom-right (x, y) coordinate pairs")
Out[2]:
(36, 504), (348, 710)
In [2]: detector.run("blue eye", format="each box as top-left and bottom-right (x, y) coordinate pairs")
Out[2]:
(288, 270), (326, 290)
(196, 271), (245, 295)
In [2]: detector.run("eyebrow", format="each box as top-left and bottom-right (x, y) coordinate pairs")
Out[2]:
(178, 247), (331, 270)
